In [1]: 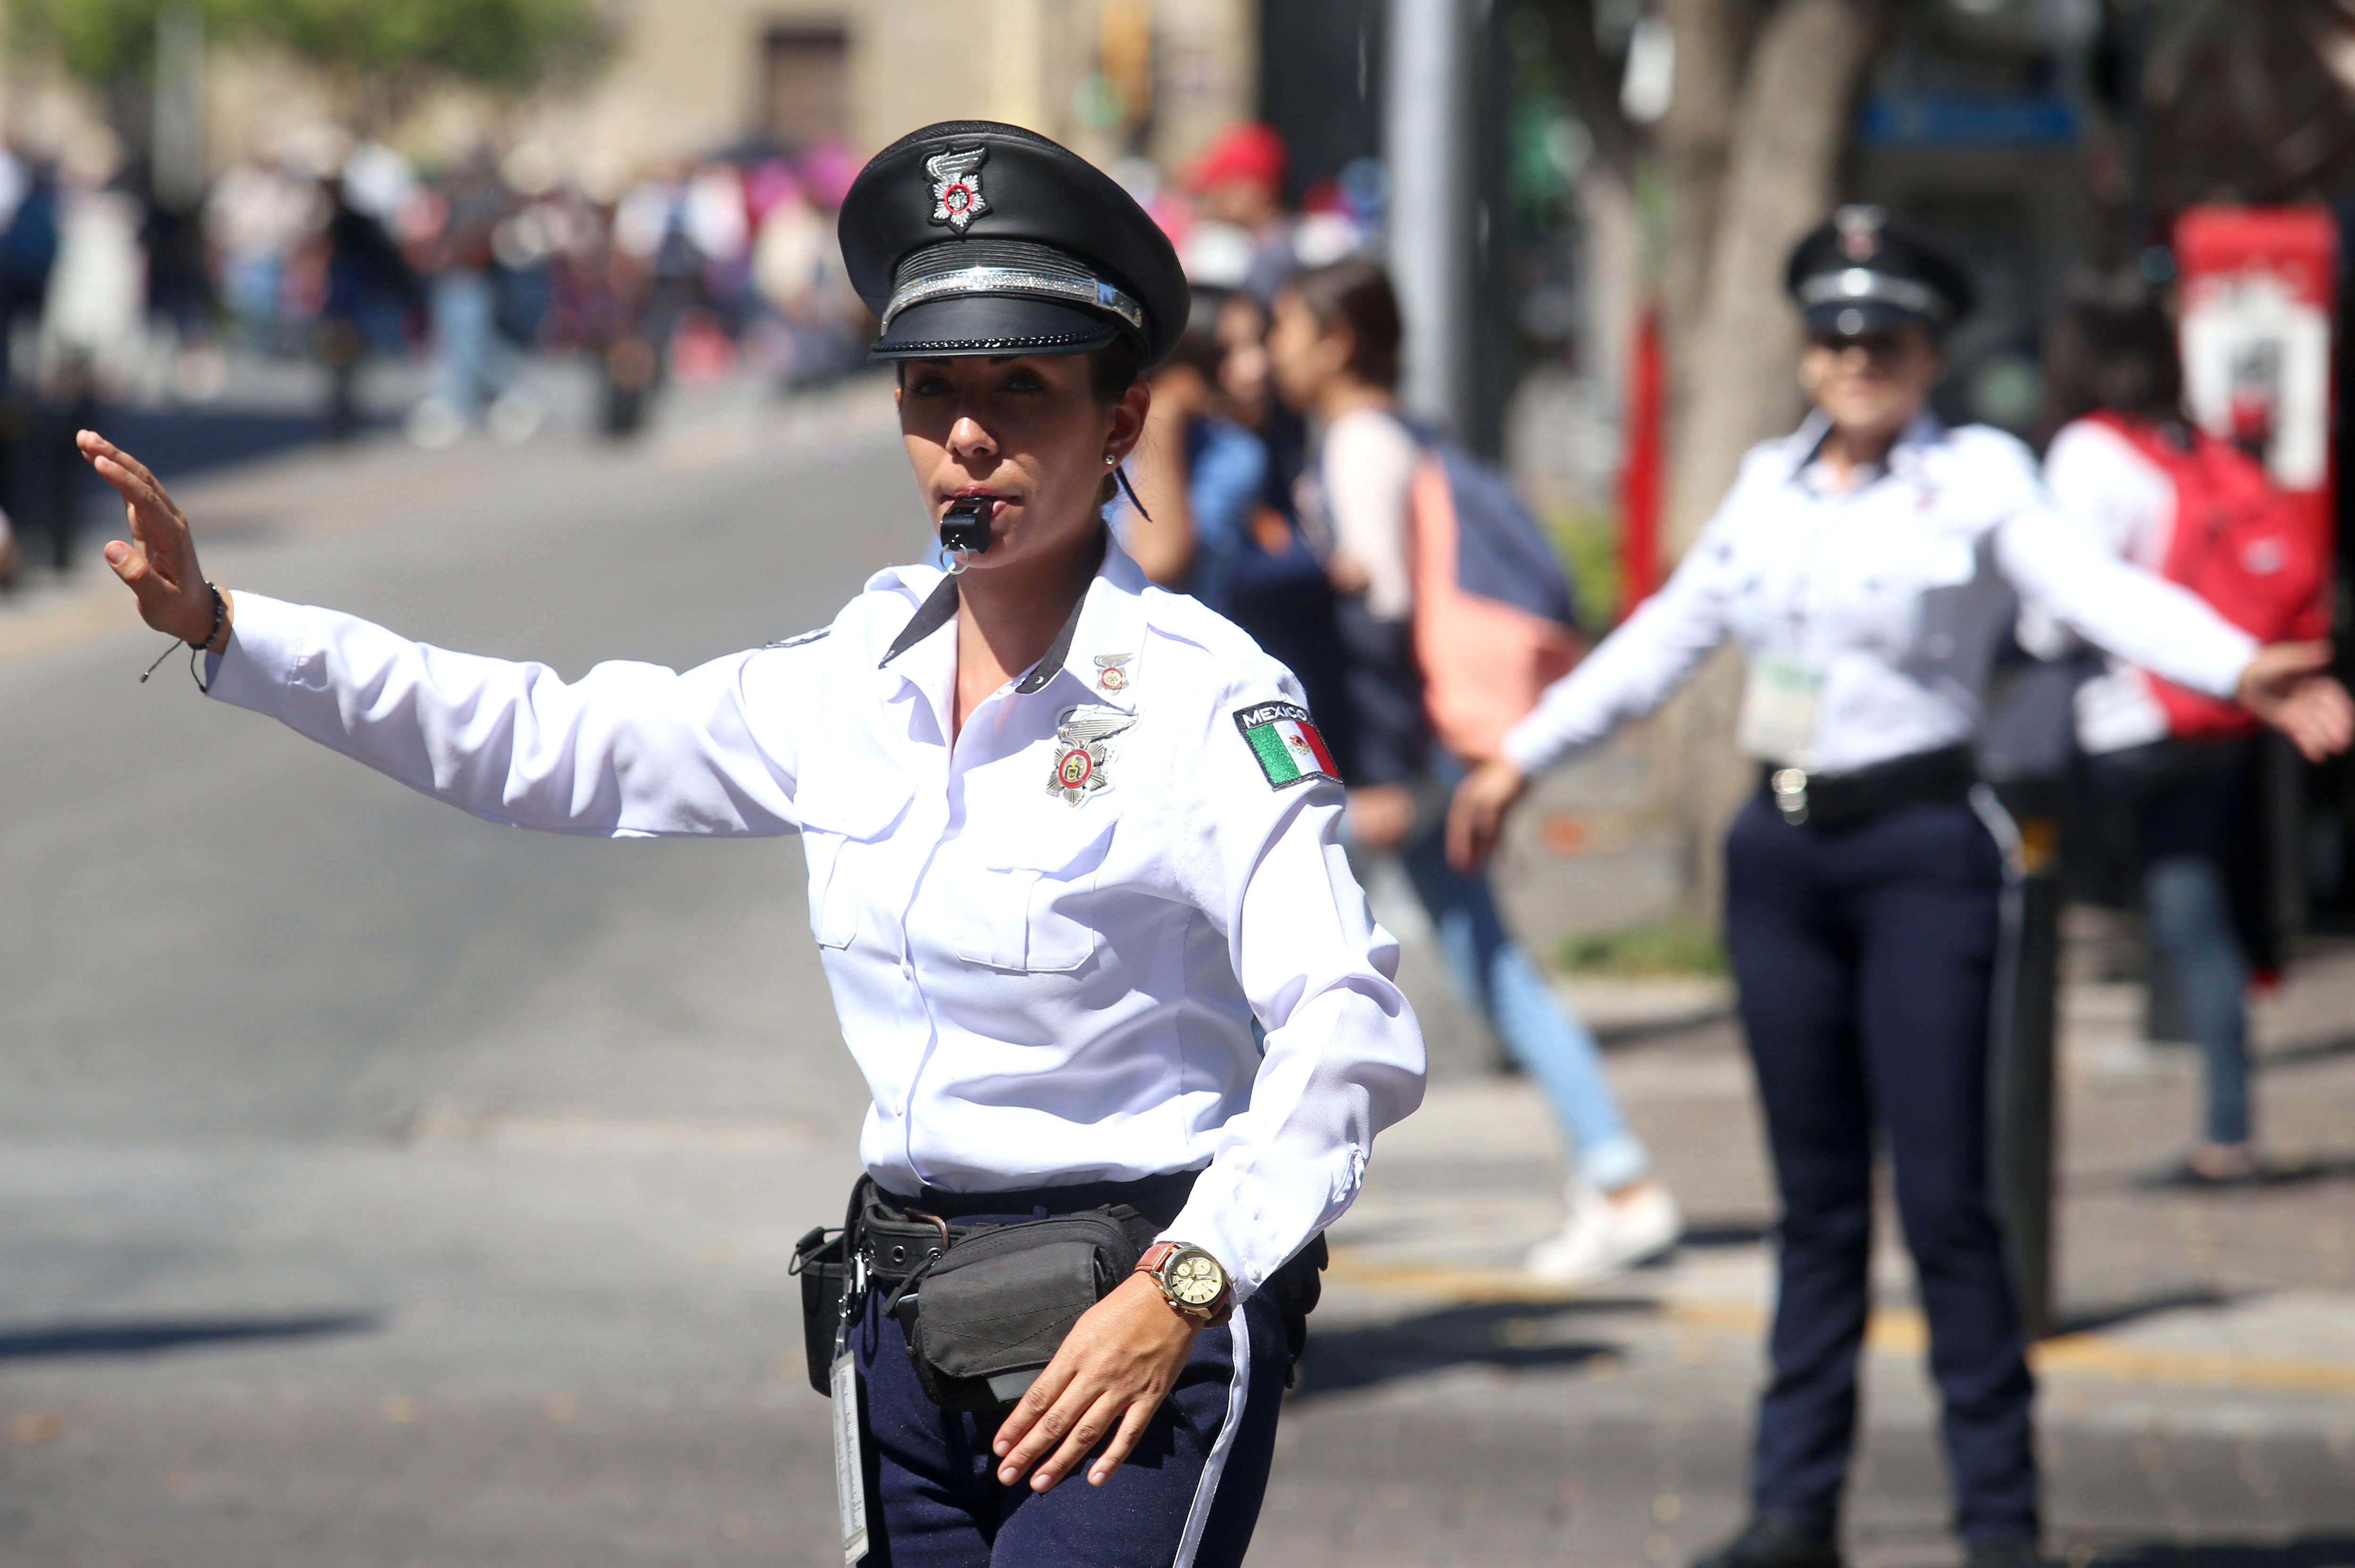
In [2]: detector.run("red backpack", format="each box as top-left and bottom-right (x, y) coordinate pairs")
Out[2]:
(2088, 413), (2329, 740)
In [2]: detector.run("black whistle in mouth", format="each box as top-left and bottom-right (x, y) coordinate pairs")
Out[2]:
(940, 497), (994, 556)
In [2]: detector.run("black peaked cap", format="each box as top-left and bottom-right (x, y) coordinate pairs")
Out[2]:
(840, 121), (1188, 367)
(1785, 205), (1976, 337)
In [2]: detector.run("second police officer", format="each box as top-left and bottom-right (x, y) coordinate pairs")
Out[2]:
(1450, 209), (2354, 1568)
(85, 121), (1426, 1568)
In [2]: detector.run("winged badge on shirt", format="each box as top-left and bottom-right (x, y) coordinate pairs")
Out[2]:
(1049, 705), (1137, 805)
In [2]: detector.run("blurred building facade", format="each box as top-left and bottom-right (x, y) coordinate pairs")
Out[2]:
(0, 0), (1258, 187)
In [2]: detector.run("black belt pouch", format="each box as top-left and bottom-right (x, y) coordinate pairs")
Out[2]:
(899, 1210), (1142, 1412)
(788, 1179), (869, 1396)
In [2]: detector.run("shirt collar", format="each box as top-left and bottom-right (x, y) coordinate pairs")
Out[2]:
(873, 533), (1149, 713)
(1787, 407), (1949, 490)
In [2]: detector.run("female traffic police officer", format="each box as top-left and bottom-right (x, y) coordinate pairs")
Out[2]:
(1450, 208), (2354, 1568)
(84, 120), (1426, 1568)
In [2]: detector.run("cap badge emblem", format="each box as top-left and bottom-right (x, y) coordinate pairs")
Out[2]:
(926, 147), (990, 233)
(1834, 203), (1884, 262)
(1093, 652), (1132, 692)
(1048, 705), (1136, 806)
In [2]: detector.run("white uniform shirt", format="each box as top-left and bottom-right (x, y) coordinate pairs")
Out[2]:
(204, 543), (1427, 1299)
(2039, 416), (2179, 754)
(1503, 413), (2259, 778)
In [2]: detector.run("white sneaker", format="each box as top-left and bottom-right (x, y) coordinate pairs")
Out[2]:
(1525, 1176), (1683, 1287)
(487, 391), (543, 446)
(406, 398), (465, 449)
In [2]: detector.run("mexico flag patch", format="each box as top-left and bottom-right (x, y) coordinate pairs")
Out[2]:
(1233, 701), (1340, 789)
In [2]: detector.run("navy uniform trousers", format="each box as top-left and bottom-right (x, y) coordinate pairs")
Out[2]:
(849, 1204), (1288, 1568)
(1723, 792), (2039, 1543)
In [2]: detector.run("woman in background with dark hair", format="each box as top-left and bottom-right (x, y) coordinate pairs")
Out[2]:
(2041, 273), (2321, 1186)
(1266, 255), (1685, 1287)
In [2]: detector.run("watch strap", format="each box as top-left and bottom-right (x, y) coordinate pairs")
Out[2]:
(1135, 1241), (1232, 1327)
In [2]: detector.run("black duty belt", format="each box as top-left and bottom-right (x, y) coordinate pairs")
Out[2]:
(790, 1168), (1329, 1404)
(1760, 745), (1976, 830)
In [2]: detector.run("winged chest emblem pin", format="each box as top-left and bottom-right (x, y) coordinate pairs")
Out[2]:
(1048, 705), (1137, 805)
(926, 147), (990, 232)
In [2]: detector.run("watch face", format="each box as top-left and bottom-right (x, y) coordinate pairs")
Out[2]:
(1166, 1250), (1225, 1306)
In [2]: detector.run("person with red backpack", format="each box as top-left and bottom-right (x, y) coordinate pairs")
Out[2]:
(1264, 255), (1685, 1287)
(2041, 274), (2327, 1186)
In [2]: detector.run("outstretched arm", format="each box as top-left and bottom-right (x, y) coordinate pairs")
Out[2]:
(83, 432), (809, 837)
(1446, 507), (1744, 870)
(1997, 507), (2354, 763)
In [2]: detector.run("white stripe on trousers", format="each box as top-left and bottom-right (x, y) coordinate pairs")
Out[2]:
(1172, 1297), (1254, 1568)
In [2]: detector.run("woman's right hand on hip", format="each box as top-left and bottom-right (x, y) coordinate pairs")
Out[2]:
(81, 431), (233, 652)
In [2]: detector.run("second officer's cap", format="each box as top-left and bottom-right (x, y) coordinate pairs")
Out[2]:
(1785, 206), (1976, 338)
(839, 121), (1188, 367)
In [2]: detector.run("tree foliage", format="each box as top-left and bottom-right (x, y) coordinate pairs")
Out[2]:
(9, 0), (613, 111)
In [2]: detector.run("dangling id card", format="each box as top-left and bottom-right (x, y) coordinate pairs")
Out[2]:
(831, 1253), (869, 1564)
(1735, 650), (1827, 767)
(831, 1351), (869, 1563)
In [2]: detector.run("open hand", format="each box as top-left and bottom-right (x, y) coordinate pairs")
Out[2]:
(1446, 756), (1531, 871)
(990, 1272), (1198, 1493)
(2236, 642), (2355, 762)
(80, 431), (230, 650)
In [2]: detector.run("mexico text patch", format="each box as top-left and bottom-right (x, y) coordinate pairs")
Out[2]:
(1233, 701), (1340, 789)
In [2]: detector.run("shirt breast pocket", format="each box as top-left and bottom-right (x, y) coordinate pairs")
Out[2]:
(949, 815), (1119, 974)
(799, 780), (914, 951)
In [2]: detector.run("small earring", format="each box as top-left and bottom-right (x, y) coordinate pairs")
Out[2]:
(1104, 453), (1118, 465)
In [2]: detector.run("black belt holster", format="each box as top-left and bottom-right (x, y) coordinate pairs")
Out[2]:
(789, 1174), (1331, 1408)
(1762, 744), (1976, 830)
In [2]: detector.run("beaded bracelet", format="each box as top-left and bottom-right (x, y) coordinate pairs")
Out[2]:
(139, 581), (225, 692)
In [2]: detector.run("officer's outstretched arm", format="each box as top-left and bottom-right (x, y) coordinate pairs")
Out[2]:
(83, 431), (807, 837)
(1997, 505), (2355, 762)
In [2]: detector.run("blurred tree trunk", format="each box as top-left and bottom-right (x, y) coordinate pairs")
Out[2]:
(1531, 0), (1889, 915)
(1657, 0), (1890, 915)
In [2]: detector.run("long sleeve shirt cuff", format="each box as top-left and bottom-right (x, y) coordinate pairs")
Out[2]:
(204, 591), (310, 716)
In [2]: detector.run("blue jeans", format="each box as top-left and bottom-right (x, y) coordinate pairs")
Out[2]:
(2087, 738), (2253, 1146)
(428, 269), (519, 413)
(1382, 776), (1649, 1192)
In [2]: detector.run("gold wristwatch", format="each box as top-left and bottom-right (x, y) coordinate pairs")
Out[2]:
(1136, 1241), (1233, 1327)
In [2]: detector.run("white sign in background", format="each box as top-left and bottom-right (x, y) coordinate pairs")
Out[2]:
(2180, 270), (2333, 492)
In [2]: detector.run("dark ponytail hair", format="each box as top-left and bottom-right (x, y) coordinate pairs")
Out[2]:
(1287, 257), (1403, 391)
(2044, 271), (2184, 437)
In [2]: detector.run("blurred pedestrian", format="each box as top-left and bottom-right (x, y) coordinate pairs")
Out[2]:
(1448, 207), (2355, 1568)
(1121, 284), (1270, 614)
(204, 152), (312, 350)
(315, 175), (418, 440)
(1268, 254), (1682, 1286)
(2040, 273), (2328, 1188)
(1182, 122), (1299, 303)
(86, 120), (1423, 1568)
(408, 148), (533, 447)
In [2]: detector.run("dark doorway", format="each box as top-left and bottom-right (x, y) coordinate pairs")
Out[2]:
(764, 26), (850, 149)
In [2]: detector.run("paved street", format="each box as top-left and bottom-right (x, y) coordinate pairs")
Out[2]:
(3, 369), (2354, 1567)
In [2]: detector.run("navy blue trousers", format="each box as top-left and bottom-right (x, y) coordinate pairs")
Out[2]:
(849, 1230), (1287, 1566)
(1723, 794), (2038, 1543)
